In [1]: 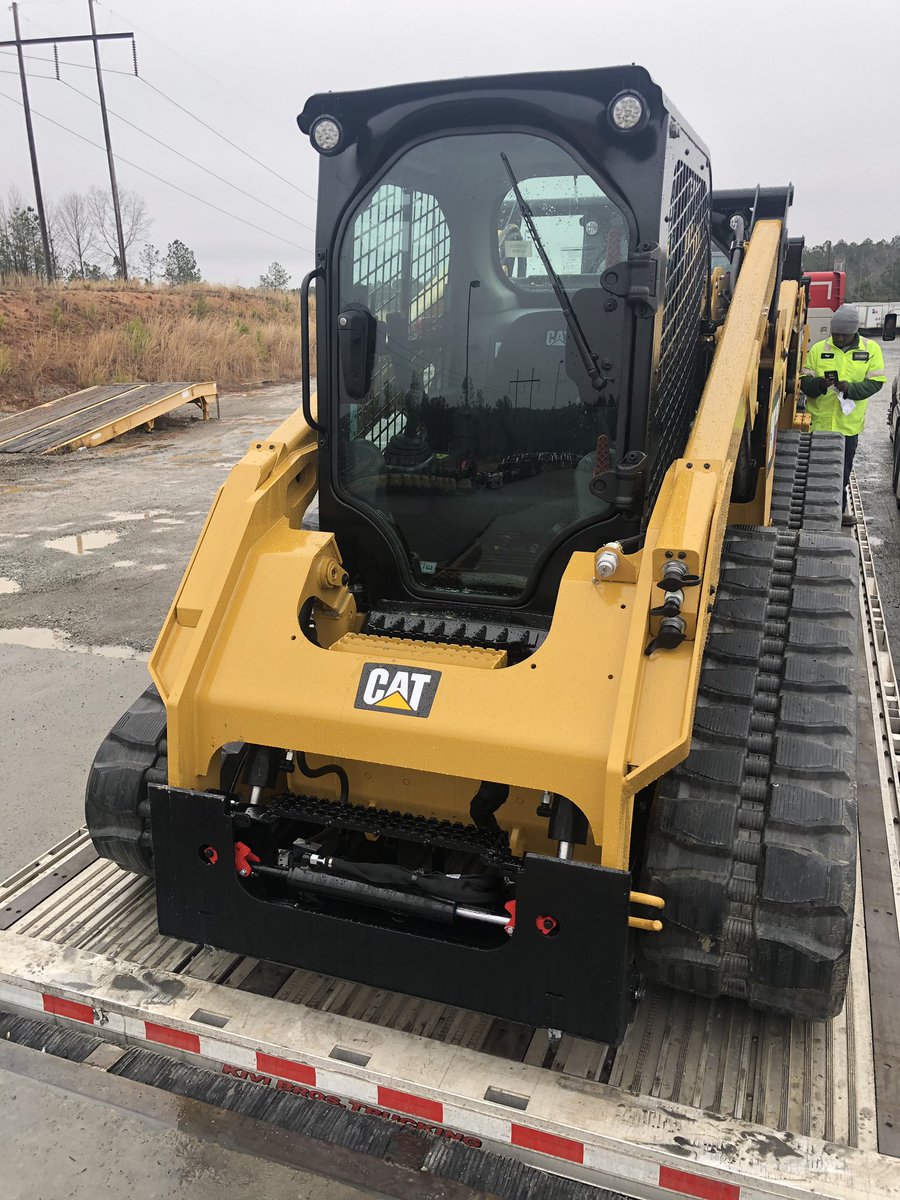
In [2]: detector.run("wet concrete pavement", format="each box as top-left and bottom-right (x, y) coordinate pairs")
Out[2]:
(1, 1040), (392, 1200)
(0, 385), (301, 876)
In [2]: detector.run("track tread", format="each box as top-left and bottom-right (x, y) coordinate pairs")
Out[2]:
(84, 684), (165, 877)
(770, 430), (844, 530)
(639, 525), (858, 1020)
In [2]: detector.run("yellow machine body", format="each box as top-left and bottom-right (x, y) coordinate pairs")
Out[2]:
(150, 220), (806, 874)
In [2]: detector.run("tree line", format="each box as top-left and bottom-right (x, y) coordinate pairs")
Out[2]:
(801, 237), (900, 301)
(0, 185), (293, 291)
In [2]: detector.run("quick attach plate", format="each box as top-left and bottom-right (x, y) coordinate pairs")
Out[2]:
(150, 786), (635, 1043)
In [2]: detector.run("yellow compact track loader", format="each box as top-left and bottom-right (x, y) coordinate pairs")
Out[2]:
(86, 66), (858, 1043)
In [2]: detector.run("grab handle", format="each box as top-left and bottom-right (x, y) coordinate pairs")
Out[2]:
(300, 267), (325, 432)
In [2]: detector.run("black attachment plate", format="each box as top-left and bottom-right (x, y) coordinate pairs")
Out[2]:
(150, 786), (634, 1043)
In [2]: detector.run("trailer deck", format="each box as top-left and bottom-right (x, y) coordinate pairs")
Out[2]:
(0, 482), (897, 1200)
(0, 381), (218, 454)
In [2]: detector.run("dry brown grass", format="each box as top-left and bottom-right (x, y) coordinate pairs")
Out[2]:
(0, 280), (306, 410)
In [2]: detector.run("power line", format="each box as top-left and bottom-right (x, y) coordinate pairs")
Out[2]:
(1, 51), (318, 205)
(100, 2), (287, 128)
(58, 77), (315, 233)
(140, 78), (317, 204)
(0, 85), (313, 254)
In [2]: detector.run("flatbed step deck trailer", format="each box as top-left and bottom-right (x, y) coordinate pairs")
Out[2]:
(1, 492), (898, 1200)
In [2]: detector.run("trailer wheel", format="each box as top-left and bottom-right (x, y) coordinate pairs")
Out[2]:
(84, 684), (166, 877)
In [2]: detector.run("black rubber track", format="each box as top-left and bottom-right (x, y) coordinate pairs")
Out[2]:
(84, 683), (166, 877)
(639, 526), (859, 1020)
(770, 430), (845, 530)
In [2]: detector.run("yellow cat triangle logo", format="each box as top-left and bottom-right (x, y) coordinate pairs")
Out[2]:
(375, 690), (413, 711)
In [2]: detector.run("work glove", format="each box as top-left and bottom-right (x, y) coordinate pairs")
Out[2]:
(835, 379), (850, 396)
(809, 377), (829, 397)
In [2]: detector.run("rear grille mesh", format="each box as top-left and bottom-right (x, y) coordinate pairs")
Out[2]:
(646, 161), (710, 510)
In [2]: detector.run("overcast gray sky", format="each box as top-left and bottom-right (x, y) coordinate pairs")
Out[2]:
(1, 0), (897, 285)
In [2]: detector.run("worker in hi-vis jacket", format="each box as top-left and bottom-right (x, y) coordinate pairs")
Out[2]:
(799, 303), (886, 527)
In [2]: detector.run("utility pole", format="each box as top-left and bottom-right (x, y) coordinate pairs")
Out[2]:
(1, 8), (135, 281)
(10, 3), (53, 281)
(87, 0), (128, 280)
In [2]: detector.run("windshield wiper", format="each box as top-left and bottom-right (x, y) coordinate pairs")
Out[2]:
(500, 152), (607, 393)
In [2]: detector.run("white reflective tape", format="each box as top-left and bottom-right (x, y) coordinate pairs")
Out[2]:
(866, 371), (886, 381)
(315, 1068), (379, 1106)
(0, 981), (43, 1013)
(442, 1103), (513, 1144)
(202, 1036), (256, 1069)
(582, 1141), (659, 1186)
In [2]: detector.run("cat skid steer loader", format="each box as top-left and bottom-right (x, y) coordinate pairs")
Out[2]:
(86, 66), (857, 1044)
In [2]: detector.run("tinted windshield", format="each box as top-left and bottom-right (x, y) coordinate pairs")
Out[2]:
(337, 132), (629, 599)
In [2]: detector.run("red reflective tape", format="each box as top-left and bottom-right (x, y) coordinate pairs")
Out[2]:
(42, 994), (94, 1024)
(256, 1053), (316, 1085)
(144, 1021), (201, 1053)
(510, 1123), (584, 1164)
(377, 1086), (443, 1122)
(659, 1165), (740, 1200)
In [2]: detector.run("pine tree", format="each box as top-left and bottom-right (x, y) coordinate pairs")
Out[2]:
(163, 240), (202, 285)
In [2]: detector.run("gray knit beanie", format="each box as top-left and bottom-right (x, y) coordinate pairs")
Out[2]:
(831, 304), (860, 335)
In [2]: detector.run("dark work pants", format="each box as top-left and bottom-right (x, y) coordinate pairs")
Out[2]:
(842, 434), (859, 512)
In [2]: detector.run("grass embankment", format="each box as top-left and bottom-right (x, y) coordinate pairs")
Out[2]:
(0, 278), (305, 411)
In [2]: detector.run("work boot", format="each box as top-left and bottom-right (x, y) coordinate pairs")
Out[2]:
(841, 511), (857, 528)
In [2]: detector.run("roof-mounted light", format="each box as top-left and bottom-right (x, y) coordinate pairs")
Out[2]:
(608, 91), (647, 132)
(310, 115), (343, 155)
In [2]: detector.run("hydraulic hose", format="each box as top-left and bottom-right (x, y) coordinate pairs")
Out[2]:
(295, 751), (349, 805)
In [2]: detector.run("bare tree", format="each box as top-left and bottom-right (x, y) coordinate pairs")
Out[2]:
(54, 191), (98, 279)
(88, 186), (151, 276)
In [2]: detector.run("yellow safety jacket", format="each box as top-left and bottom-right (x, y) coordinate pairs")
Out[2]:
(801, 335), (886, 436)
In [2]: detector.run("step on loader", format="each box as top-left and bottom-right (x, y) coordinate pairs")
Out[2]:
(86, 66), (857, 1043)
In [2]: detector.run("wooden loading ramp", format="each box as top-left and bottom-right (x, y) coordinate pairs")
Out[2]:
(0, 381), (218, 454)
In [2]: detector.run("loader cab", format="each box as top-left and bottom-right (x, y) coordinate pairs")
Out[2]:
(299, 68), (711, 615)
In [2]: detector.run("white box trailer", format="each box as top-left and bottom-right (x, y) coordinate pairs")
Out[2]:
(1, 484), (898, 1200)
(856, 303), (900, 335)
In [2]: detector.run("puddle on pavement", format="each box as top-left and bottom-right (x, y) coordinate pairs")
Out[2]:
(106, 509), (169, 522)
(147, 564), (170, 571)
(0, 577), (21, 594)
(113, 560), (137, 568)
(44, 529), (120, 555)
(153, 517), (185, 526)
(0, 625), (144, 659)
